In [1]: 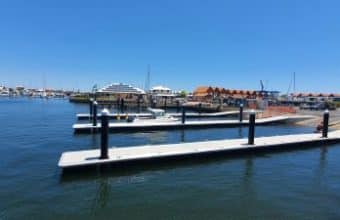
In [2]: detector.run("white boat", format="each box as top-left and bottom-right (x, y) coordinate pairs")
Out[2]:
(132, 108), (179, 123)
(0, 91), (10, 97)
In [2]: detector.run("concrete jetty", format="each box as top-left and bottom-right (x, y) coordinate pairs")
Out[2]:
(59, 130), (340, 169)
(76, 110), (257, 120)
(73, 115), (314, 133)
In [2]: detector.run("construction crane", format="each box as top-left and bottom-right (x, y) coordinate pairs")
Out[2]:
(260, 80), (265, 91)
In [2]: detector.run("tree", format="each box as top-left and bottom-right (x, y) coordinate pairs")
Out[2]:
(179, 90), (187, 98)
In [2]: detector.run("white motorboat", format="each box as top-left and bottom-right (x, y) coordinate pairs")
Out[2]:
(132, 108), (179, 123)
(0, 91), (10, 97)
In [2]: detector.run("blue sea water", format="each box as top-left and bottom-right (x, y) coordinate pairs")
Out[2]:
(0, 98), (340, 220)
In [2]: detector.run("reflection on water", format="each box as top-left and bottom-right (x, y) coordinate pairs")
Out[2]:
(244, 157), (254, 182)
(180, 129), (186, 142)
(90, 134), (100, 149)
(92, 178), (110, 211)
(319, 146), (328, 171)
(238, 127), (244, 138)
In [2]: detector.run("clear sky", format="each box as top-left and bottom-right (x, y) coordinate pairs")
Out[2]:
(0, 0), (339, 93)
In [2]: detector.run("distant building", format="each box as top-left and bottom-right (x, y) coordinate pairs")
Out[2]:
(193, 86), (280, 106)
(193, 86), (257, 101)
(97, 83), (146, 101)
(150, 86), (174, 97)
(291, 93), (340, 103)
(193, 86), (214, 101)
(149, 85), (176, 107)
(99, 83), (145, 95)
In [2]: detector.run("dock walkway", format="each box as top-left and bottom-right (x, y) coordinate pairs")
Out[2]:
(76, 110), (257, 120)
(59, 130), (340, 169)
(73, 115), (313, 133)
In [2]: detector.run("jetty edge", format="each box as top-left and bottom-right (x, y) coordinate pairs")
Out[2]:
(72, 115), (315, 133)
(58, 129), (340, 169)
(76, 110), (259, 120)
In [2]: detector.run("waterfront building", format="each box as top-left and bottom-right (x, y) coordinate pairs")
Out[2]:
(150, 86), (173, 97)
(149, 85), (176, 107)
(192, 86), (214, 101)
(193, 86), (263, 105)
(97, 83), (146, 101)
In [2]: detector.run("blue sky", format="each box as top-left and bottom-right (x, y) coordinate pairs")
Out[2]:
(0, 0), (339, 93)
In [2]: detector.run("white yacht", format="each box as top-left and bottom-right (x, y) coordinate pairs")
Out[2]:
(132, 108), (179, 123)
(0, 90), (10, 97)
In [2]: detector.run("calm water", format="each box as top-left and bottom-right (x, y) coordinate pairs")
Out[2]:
(1, 98), (340, 220)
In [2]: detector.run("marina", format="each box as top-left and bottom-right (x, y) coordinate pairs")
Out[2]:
(2, 1), (340, 218)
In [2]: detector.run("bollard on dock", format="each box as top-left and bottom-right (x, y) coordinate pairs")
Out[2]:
(93, 101), (98, 127)
(100, 109), (109, 159)
(182, 106), (186, 124)
(239, 103), (243, 122)
(176, 100), (180, 113)
(248, 110), (256, 145)
(120, 98), (125, 113)
(164, 97), (167, 112)
(137, 95), (141, 113)
(322, 109), (329, 138)
(116, 98), (120, 112)
(89, 98), (94, 120)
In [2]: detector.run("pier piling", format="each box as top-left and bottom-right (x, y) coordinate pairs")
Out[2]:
(120, 98), (125, 113)
(89, 98), (94, 120)
(116, 98), (120, 112)
(239, 103), (243, 122)
(100, 109), (109, 159)
(164, 97), (167, 112)
(322, 109), (329, 138)
(182, 107), (186, 124)
(176, 100), (180, 113)
(137, 95), (141, 113)
(248, 110), (256, 145)
(93, 101), (98, 127)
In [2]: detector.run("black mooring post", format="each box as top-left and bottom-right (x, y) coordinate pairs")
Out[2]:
(93, 101), (98, 127)
(116, 98), (120, 112)
(322, 109), (329, 138)
(164, 97), (167, 112)
(100, 109), (109, 159)
(182, 106), (186, 124)
(248, 110), (256, 145)
(176, 100), (180, 113)
(137, 95), (141, 113)
(239, 103), (244, 122)
(120, 98), (125, 113)
(89, 98), (94, 120)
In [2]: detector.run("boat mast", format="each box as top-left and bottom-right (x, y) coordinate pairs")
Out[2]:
(145, 64), (151, 92)
(293, 72), (296, 94)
